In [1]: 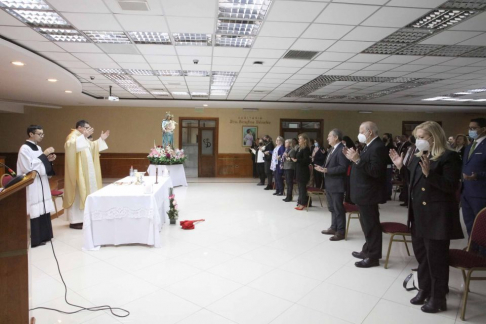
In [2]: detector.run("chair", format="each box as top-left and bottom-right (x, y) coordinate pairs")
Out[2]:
(391, 179), (404, 201)
(1, 174), (13, 188)
(51, 190), (63, 215)
(344, 202), (360, 240)
(381, 222), (411, 269)
(449, 207), (486, 321)
(306, 165), (325, 211)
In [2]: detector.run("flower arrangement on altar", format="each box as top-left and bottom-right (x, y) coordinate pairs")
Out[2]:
(167, 189), (178, 224)
(148, 143), (187, 165)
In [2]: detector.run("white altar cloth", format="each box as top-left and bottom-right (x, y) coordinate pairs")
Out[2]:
(83, 176), (173, 250)
(147, 164), (188, 187)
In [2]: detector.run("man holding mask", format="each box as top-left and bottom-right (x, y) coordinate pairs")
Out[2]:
(461, 117), (486, 237)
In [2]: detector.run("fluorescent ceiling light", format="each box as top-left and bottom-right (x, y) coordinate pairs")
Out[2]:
(155, 70), (183, 76)
(217, 19), (261, 35)
(215, 35), (254, 47)
(125, 69), (155, 76)
(34, 27), (88, 42)
(11, 61), (24, 66)
(0, 0), (50, 10)
(172, 33), (212, 46)
(83, 31), (131, 44)
(6, 9), (69, 27)
(183, 70), (210, 77)
(211, 90), (229, 95)
(128, 31), (171, 44)
(65, 90), (72, 93)
(409, 9), (475, 30)
(151, 91), (170, 95)
(218, 0), (272, 20)
(211, 85), (232, 90)
(455, 91), (471, 95)
(47, 78), (57, 82)
(96, 68), (126, 74)
(422, 96), (450, 101)
(171, 91), (189, 95)
(191, 92), (208, 96)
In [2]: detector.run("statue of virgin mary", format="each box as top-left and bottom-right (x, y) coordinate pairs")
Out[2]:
(162, 112), (177, 148)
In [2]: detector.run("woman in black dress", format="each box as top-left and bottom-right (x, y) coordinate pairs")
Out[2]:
(390, 121), (463, 314)
(292, 133), (311, 211)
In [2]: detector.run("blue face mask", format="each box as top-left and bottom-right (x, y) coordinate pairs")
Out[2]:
(469, 130), (478, 140)
(314, 142), (318, 147)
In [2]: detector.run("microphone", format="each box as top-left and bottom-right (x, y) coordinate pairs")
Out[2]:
(0, 162), (17, 176)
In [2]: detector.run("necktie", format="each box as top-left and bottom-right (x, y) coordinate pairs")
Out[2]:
(468, 141), (477, 160)
(362, 145), (368, 153)
(325, 148), (334, 166)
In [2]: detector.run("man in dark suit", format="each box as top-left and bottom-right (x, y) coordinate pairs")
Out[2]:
(317, 129), (350, 241)
(344, 121), (388, 268)
(461, 117), (486, 237)
(262, 135), (275, 190)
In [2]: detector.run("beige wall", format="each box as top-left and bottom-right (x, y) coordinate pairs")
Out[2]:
(0, 105), (478, 153)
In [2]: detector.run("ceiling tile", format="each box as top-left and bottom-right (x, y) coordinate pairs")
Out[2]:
(458, 33), (486, 46)
(296, 68), (328, 75)
(49, 0), (111, 13)
(72, 53), (114, 62)
(334, 0), (388, 4)
(420, 65), (462, 73)
(315, 52), (355, 61)
(16, 41), (65, 52)
(115, 14), (169, 32)
(269, 67), (300, 74)
(176, 47), (213, 56)
(259, 22), (310, 38)
(363, 63), (401, 71)
(180, 64), (210, 71)
(248, 49), (286, 59)
(301, 24), (354, 40)
(144, 55), (179, 64)
(385, 0), (445, 8)
(323, 69), (354, 76)
(377, 71), (409, 77)
(347, 53), (389, 63)
(379, 55), (421, 64)
(267, 1), (327, 22)
(0, 26), (47, 41)
(252, 37), (296, 50)
(210, 65), (241, 72)
(40, 52), (79, 61)
(240, 66), (271, 73)
(212, 57), (245, 65)
(57, 60), (90, 68)
(63, 13), (123, 31)
(411, 57), (454, 65)
(342, 26), (398, 42)
(166, 17), (214, 34)
(55, 43), (103, 53)
(108, 54), (146, 63)
(82, 61), (121, 68)
(275, 60), (309, 68)
(178, 56), (211, 65)
(150, 63), (181, 70)
(351, 70), (382, 76)
(449, 12), (486, 32)
(391, 65), (425, 72)
(137, 45), (176, 55)
(238, 72), (266, 78)
(265, 73), (294, 79)
(0, 9), (25, 26)
(361, 7), (429, 28)
(102, 0), (164, 15)
(315, 4), (379, 25)
(441, 58), (486, 66)
(305, 61), (340, 69)
(326, 41), (375, 53)
(291, 39), (335, 51)
(213, 47), (250, 58)
(97, 44), (139, 54)
(421, 31), (482, 45)
(337, 62), (371, 70)
(161, 0), (216, 17)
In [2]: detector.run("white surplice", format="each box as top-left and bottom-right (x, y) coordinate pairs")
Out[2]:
(65, 136), (107, 224)
(16, 141), (55, 218)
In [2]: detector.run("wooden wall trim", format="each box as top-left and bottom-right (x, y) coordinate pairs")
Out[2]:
(217, 153), (254, 178)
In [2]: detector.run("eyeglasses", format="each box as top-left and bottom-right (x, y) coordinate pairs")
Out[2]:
(35, 133), (45, 137)
(468, 126), (481, 130)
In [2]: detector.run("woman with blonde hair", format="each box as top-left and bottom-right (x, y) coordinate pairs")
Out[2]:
(454, 134), (469, 160)
(390, 121), (463, 314)
(292, 133), (312, 210)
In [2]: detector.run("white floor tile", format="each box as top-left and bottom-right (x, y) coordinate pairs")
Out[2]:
(81, 314), (122, 324)
(177, 309), (236, 324)
(132, 259), (202, 288)
(207, 257), (275, 285)
(174, 247), (235, 270)
(270, 304), (350, 324)
(104, 250), (168, 273)
(240, 246), (300, 268)
(33, 251), (100, 276)
(207, 286), (293, 324)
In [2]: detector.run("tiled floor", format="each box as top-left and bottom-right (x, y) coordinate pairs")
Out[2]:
(30, 181), (486, 324)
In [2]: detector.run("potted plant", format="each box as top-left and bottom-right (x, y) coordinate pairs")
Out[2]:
(167, 188), (178, 225)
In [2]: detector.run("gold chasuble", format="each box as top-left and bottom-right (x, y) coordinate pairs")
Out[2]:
(63, 129), (104, 211)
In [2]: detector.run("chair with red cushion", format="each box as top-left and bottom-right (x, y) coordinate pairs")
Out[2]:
(381, 222), (412, 269)
(1, 174), (13, 188)
(51, 189), (63, 215)
(344, 202), (360, 240)
(449, 207), (486, 321)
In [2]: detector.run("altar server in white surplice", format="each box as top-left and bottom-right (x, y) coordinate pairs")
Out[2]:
(17, 125), (56, 247)
(63, 120), (109, 230)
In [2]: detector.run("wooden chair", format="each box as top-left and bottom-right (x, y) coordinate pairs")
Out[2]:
(381, 222), (411, 269)
(344, 202), (360, 240)
(449, 207), (486, 321)
(51, 189), (63, 215)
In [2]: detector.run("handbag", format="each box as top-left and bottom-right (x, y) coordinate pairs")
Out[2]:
(403, 268), (419, 291)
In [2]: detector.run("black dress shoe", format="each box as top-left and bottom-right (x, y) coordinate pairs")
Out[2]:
(321, 228), (336, 235)
(257, 183), (265, 186)
(330, 232), (345, 241)
(352, 251), (365, 259)
(264, 187), (272, 190)
(410, 289), (430, 305)
(421, 298), (447, 313)
(69, 223), (83, 230)
(273, 192), (278, 195)
(277, 193), (284, 196)
(283, 198), (291, 202)
(355, 258), (379, 268)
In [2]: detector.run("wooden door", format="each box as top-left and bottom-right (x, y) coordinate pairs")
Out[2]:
(198, 128), (216, 177)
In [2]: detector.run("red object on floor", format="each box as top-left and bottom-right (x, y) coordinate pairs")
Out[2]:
(180, 219), (205, 230)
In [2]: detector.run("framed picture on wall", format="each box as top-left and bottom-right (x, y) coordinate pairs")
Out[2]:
(243, 126), (257, 147)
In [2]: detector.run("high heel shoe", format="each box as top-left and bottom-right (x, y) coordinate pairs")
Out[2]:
(410, 290), (430, 305)
(421, 298), (447, 313)
(295, 205), (304, 210)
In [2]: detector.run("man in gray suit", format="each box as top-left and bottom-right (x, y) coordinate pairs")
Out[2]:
(315, 129), (350, 241)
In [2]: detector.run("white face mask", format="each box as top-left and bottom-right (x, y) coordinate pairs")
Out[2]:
(415, 139), (430, 152)
(357, 133), (367, 144)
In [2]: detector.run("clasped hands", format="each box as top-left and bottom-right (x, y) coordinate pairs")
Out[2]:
(44, 147), (56, 162)
(314, 165), (327, 173)
(342, 147), (359, 163)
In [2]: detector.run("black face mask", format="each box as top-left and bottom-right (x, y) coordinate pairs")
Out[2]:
(259, 142), (263, 146)
(383, 137), (388, 142)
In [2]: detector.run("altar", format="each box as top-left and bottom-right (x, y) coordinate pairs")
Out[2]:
(147, 164), (188, 187)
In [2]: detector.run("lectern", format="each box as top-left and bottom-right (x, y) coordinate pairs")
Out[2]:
(0, 173), (36, 324)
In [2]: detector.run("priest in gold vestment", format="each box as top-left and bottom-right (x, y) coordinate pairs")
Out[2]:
(63, 120), (110, 229)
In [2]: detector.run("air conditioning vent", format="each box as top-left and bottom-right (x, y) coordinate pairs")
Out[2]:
(283, 50), (320, 60)
(118, 0), (149, 11)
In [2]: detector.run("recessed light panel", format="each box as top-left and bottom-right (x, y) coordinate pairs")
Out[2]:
(395, 44), (444, 56)
(34, 27), (88, 42)
(381, 29), (433, 43)
(154, 70), (183, 76)
(441, 0), (486, 10)
(429, 45), (481, 56)
(183, 70), (210, 77)
(171, 91), (189, 95)
(6, 9), (69, 27)
(0, 0), (50, 10)
(96, 68), (126, 74)
(172, 33), (212, 46)
(215, 35), (254, 47)
(218, 0), (272, 20)
(128, 31), (171, 44)
(461, 46), (486, 57)
(211, 90), (228, 96)
(217, 19), (261, 36)
(362, 42), (408, 54)
(84, 31), (131, 44)
(125, 69), (155, 76)
(408, 9), (476, 30)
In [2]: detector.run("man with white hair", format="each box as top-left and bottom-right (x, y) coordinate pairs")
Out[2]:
(344, 121), (388, 268)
